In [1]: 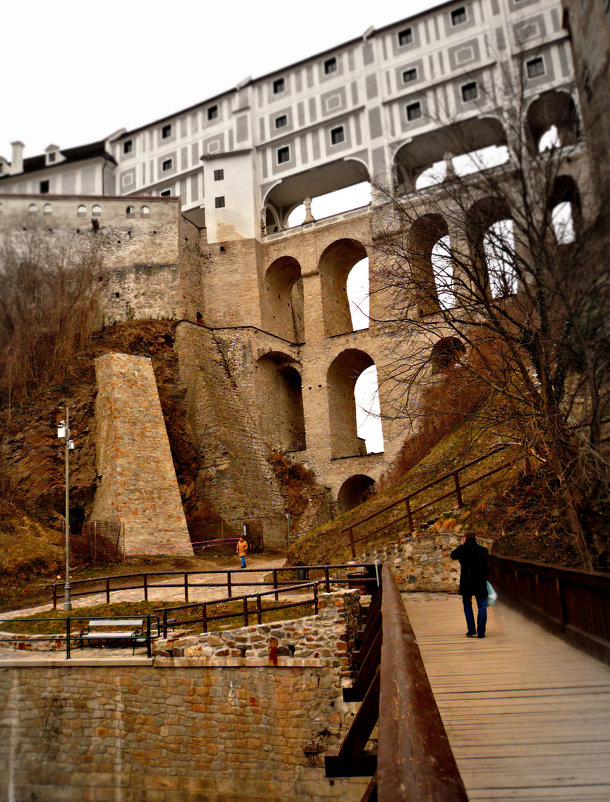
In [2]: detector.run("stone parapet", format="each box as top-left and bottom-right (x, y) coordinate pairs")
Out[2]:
(360, 533), (462, 591)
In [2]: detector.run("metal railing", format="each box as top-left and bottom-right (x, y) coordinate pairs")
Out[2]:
(342, 446), (512, 556)
(325, 562), (468, 800)
(47, 563), (378, 609)
(0, 614), (159, 660)
(154, 580), (322, 638)
(491, 554), (610, 664)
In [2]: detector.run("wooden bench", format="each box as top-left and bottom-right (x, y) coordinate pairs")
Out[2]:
(77, 617), (159, 655)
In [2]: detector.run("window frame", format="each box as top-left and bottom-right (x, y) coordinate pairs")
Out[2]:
(213, 169), (224, 181)
(526, 56), (545, 79)
(451, 6), (467, 26)
(406, 101), (423, 122)
(398, 27), (413, 46)
(161, 123), (172, 139)
(123, 140), (133, 155)
(273, 77), (285, 95)
(214, 196), (226, 209)
(402, 67), (418, 84)
(324, 57), (337, 75)
(275, 114), (288, 129)
(162, 158), (173, 172)
(207, 105), (218, 121)
(277, 145), (290, 164)
(330, 126), (345, 146)
(160, 189), (172, 197)
(461, 81), (478, 102)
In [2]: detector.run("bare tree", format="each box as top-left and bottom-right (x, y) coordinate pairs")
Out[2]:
(0, 220), (108, 416)
(370, 58), (609, 568)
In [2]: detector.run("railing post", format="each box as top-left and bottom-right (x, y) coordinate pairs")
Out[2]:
(405, 497), (414, 533)
(227, 572), (232, 598)
(257, 594), (262, 624)
(202, 603), (208, 634)
(556, 577), (568, 629)
(162, 609), (168, 639)
(185, 573), (189, 603)
(66, 617), (71, 660)
(454, 471), (463, 508)
(53, 584), (57, 610)
(324, 566), (330, 593)
(314, 583), (319, 614)
(143, 574), (148, 603)
(348, 527), (356, 558)
(273, 569), (279, 601)
(146, 615), (152, 658)
(106, 577), (110, 604)
(243, 597), (249, 627)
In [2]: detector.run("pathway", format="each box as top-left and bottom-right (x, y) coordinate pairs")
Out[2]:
(404, 593), (610, 801)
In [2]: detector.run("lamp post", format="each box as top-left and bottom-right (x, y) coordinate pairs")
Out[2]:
(57, 407), (74, 611)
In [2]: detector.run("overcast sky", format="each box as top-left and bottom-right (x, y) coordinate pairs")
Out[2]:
(1, 0), (439, 160)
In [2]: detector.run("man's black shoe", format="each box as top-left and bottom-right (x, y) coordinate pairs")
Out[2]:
(465, 632), (476, 637)
(477, 634), (486, 638)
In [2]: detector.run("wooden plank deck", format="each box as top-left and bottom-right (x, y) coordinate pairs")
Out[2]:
(403, 594), (610, 801)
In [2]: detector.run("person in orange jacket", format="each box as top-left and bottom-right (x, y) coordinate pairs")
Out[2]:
(236, 534), (248, 569)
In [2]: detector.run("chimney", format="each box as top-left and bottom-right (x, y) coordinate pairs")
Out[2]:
(10, 141), (25, 175)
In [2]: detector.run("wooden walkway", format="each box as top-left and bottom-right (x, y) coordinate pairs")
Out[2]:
(403, 594), (610, 801)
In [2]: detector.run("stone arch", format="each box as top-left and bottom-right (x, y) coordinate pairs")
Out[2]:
(466, 196), (515, 299)
(430, 337), (466, 373)
(318, 238), (368, 336)
(549, 174), (581, 243)
(327, 348), (376, 458)
(526, 90), (579, 152)
(408, 214), (451, 316)
(394, 117), (508, 193)
(263, 256), (304, 341)
(255, 352), (306, 452)
(337, 474), (375, 513)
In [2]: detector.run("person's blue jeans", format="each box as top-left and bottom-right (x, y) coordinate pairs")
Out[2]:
(240, 556), (246, 569)
(463, 594), (488, 636)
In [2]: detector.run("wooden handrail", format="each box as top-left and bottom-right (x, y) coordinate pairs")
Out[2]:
(342, 446), (511, 556)
(326, 563), (468, 800)
(491, 554), (610, 664)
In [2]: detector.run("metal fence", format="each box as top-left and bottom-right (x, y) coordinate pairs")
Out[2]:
(72, 521), (125, 566)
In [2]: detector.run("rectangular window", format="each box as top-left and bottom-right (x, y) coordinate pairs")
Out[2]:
(39, 180), (50, 194)
(215, 196), (225, 208)
(48, 152), (56, 163)
(406, 101), (422, 121)
(273, 77), (285, 94)
(402, 67), (418, 83)
(162, 158), (173, 171)
(331, 126), (345, 145)
(324, 57), (337, 75)
(451, 7), (467, 25)
(123, 140), (133, 154)
(398, 27), (413, 46)
(275, 114), (288, 129)
(161, 123), (172, 139)
(214, 169), (224, 181)
(160, 189), (172, 197)
(461, 81), (478, 101)
(207, 105), (218, 121)
(526, 57), (545, 78)
(277, 145), (290, 164)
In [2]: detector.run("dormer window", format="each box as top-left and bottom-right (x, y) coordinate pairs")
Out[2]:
(273, 77), (285, 94)
(45, 145), (60, 166)
(48, 152), (56, 163)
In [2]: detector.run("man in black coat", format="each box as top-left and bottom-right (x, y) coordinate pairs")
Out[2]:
(451, 533), (489, 638)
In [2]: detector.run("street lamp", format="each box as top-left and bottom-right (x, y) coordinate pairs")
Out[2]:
(57, 407), (75, 611)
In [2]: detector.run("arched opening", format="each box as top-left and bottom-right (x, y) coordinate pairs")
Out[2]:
(263, 256), (304, 341)
(42, 203), (53, 215)
(126, 205), (136, 218)
(338, 475), (375, 513)
(91, 204), (101, 218)
(466, 197), (516, 299)
(549, 175), (581, 244)
(318, 239), (368, 337)
(526, 91), (579, 152)
(287, 182), (371, 228)
(355, 365), (383, 452)
(77, 204), (87, 217)
(347, 257), (369, 330)
(430, 337), (466, 373)
(140, 206), (150, 217)
(408, 214), (451, 315)
(28, 203), (37, 214)
(255, 352), (306, 452)
(327, 349), (383, 458)
(395, 117), (508, 194)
